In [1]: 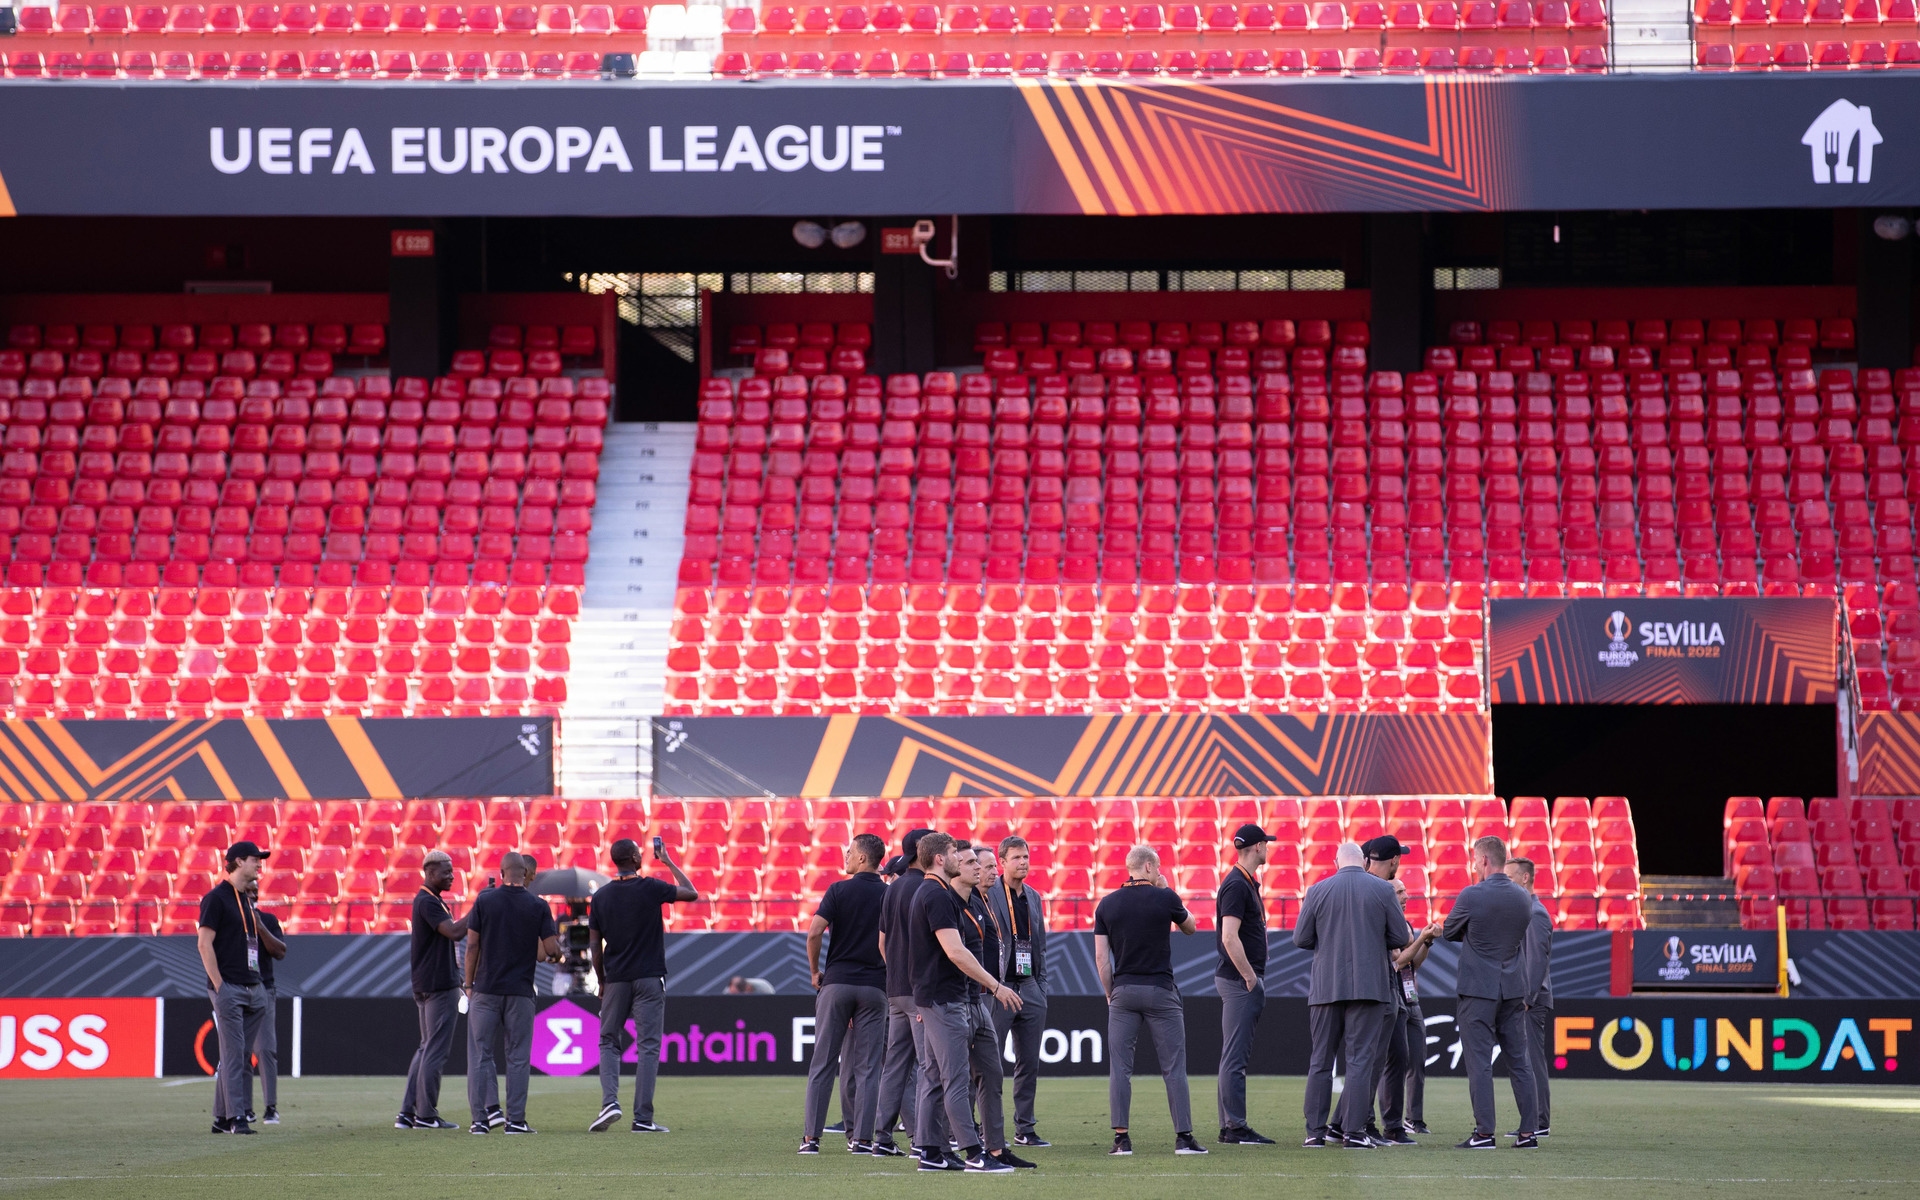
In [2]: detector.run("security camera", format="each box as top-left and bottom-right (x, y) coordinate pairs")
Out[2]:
(792, 220), (826, 249)
(911, 219), (937, 249)
(1873, 214), (1912, 241)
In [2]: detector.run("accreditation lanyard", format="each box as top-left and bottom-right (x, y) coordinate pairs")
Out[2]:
(1234, 864), (1266, 926)
(234, 884), (260, 974)
(1003, 879), (1033, 979)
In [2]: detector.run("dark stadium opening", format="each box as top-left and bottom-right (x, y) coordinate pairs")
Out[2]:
(1491, 704), (1840, 877)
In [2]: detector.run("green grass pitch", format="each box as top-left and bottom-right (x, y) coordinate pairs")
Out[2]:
(1, 1075), (1916, 1199)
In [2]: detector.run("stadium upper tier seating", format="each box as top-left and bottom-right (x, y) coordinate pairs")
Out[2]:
(0, 0), (1617, 77)
(665, 312), (1897, 715)
(1724, 795), (1920, 929)
(0, 793), (1639, 935)
(0, 317), (606, 717)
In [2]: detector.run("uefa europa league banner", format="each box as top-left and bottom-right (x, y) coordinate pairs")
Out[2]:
(1488, 598), (1836, 705)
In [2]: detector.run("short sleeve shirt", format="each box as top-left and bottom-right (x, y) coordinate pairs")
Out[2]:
(410, 889), (459, 994)
(879, 867), (926, 998)
(588, 874), (681, 983)
(1214, 867), (1268, 980)
(256, 909), (283, 990)
(467, 885), (558, 998)
(1094, 882), (1190, 990)
(198, 880), (261, 987)
(909, 878), (979, 1007)
(817, 872), (888, 989)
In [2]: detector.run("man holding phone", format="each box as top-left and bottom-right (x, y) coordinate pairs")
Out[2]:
(588, 837), (699, 1134)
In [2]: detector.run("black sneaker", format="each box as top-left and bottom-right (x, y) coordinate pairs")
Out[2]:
(1536, 1126), (1551, 1137)
(1012, 1132), (1050, 1148)
(415, 1118), (458, 1130)
(1221, 1125), (1276, 1145)
(486, 1106), (506, 1129)
(503, 1121), (535, 1135)
(798, 1138), (821, 1155)
(963, 1147), (1013, 1173)
(631, 1120), (670, 1133)
(1457, 1134), (1496, 1150)
(1302, 1134), (1328, 1148)
(395, 1113), (416, 1130)
(211, 1119), (231, 1134)
(1380, 1129), (1419, 1146)
(1513, 1134), (1540, 1149)
(823, 1120), (847, 1136)
(1408, 1121), (1432, 1134)
(943, 1151), (968, 1170)
(244, 1110), (255, 1124)
(469, 1121), (487, 1135)
(991, 1148), (1036, 1169)
(1110, 1132), (1133, 1156)
(590, 1103), (622, 1133)
(228, 1121), (256, 1136)
(870, 1139), (906, 1157)
(1175, 1132), (1209, 1155)
(1341, 1133), (1375, 1149)
(262, 1107), (279, 1126)
(847, 1140), (873, 1154)
(917, 1148), (963, 1172)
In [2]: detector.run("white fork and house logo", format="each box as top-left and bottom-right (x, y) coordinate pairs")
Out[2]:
(1802, 99), (1883, 184)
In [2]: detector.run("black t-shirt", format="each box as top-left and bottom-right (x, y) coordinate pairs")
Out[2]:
(969, 889), (1000, 984)
(411, 889), (459, 994)
(467, 884), (558, 997)
(1094, 882), (1190, 990)
(909, 877), (981, 1007)
(256, 909), (283, 990)
(588, 874), (681, 983)
(817, 871), (888, 989)
(1214, 866), (1268, 980)
(879, 867), (926, 998)
(198, 879), (261, 987)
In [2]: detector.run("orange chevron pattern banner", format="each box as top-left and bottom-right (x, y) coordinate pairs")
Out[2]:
(1857, 712), (1920, 797)
(1016, 78), (1519, 214)
(652, 712), (1489, 798)
(1489, 598), (1836, 704)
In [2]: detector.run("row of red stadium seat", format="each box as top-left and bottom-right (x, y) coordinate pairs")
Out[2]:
(0, 795), (1640, 934)
(1725, 796), (1920, 928)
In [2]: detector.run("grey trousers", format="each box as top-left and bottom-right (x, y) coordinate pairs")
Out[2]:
(1372, 1002), (1411, 1133)
(210, 981), (267, 1125)
(249, 987), (278, 1110)
(1215, 974), (1265, 1131)
(1527, 1004), (1552, 1129)
(402, 988), (461, 1121)
(1404, 1002), (1426, 1123)
(989, 979), (1047, 1136)
(467, 992), (534, 1124)
(598, 978), (666, 1120)
(1108, 983), (1192, 1135)
(874, 995), (920, 1143)
(1303, 999), (1390, 1138)
(919, 997), (1005, 1153)
(805, 983), (887, 1140)
(1457, 996), (1540, 1137)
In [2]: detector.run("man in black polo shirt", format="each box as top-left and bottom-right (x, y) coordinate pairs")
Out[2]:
(588, 837), (698, 1134)
(800, 832), (889, 1154)
(1094, 844), (1205, 1158)
(1215, 824), (1276, 1146)
(871, 829), (930, 1157)
(398, 850), (468, 1130)
(907, 833), (1025, 1174)
(245, 880), (286, 1127)
(197, 840), (283, 1135)
(463, 852), (561, 1135)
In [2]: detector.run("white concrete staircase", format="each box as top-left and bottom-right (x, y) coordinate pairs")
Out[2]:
(1610, 0), (1695, 70)
(555, 421), (694, 798)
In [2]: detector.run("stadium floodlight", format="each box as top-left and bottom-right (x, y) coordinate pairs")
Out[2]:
(830, 221), (867, 249)
(1873, 214), (1912, 241)
(792, 220), (827, 249)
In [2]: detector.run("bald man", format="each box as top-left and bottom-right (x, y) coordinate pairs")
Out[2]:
(464, 852), (561, 1135)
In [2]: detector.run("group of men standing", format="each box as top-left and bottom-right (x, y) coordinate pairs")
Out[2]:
(197, 822), (1554, 1153)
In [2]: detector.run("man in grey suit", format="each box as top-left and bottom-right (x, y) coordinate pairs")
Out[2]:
(1291, 841), (1412, 1149)
(1506, 856), (1554, 1138)
(985, 837), (1051, 1149)
(1442, 835), (1541, 1149)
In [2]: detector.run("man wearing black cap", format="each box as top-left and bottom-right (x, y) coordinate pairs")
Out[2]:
(464, 852), (562, 1135)
(871, 828), (932, 1157)
(1357, 836), (1437, 1145)
(1443, 836), (1539, 1149)
(1215, 824), (1276, 1147)
(197, 840), (283, 1135)
(1378, 875), (1439, 1142)
(1292, 841), (1411, 1148)
(398, 850), (468, 1130)
(589, 837), (698, 1134)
